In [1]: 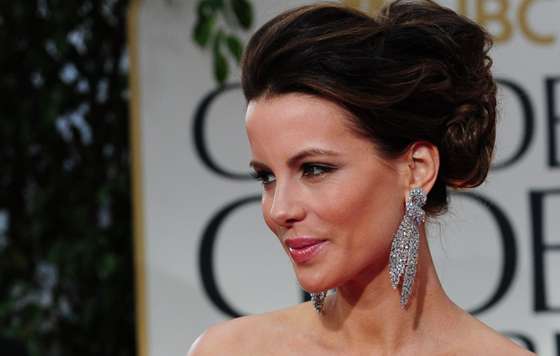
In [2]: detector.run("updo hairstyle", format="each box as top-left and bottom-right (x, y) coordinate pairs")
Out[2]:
(241, 0), (497, 215)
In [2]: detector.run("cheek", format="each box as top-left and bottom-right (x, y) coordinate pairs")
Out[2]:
(315, 172), (404, 245)
(260, 193), (278, 235)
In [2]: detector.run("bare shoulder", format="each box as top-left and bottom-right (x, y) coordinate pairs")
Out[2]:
(187, 315), (257, 356)
(456, 313), (535, 356)
(472, 330), (535, 356)
(187, 304), (308, 356)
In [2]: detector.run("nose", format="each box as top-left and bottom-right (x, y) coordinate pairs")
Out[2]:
(268, 180), (306, 227)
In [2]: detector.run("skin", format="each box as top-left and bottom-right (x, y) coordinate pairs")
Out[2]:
(188, 93), (535, 356)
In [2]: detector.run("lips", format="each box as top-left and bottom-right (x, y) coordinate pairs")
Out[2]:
(285, 237), (327, 264)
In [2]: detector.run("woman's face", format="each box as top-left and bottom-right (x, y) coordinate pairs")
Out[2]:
(245, 93), (408, 292)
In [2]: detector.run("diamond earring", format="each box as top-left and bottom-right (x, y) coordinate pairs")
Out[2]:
(389, 187), (427, 308)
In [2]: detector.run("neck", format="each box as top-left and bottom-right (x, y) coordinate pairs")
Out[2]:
(317, 227), (462, 353)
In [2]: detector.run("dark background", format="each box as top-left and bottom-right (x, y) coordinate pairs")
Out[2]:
(0, 1), (135, 355)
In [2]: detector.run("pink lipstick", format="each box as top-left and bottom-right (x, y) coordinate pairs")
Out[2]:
(285, 238), (327, 264)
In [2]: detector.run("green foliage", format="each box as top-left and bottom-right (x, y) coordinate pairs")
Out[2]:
(193, 0), (254, 85)
(193, 12), (216, 47)
(213, 30), (229, 83)
(225, 35), (243, 63)
(231, 0), (253, 29)
(0, 1), (135, 355)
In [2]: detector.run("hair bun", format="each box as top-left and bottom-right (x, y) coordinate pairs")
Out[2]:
(380, 0), (498, 190)
(441, 98), (496, 188)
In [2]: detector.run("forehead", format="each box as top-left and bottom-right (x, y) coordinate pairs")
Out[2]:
(245, 93), (361, 147)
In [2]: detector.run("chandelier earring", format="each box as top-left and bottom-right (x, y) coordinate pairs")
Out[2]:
(389, 187), (427, 308)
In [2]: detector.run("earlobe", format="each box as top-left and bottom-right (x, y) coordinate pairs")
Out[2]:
(407, 142), (439, 194)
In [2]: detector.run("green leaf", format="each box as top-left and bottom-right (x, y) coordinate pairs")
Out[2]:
(230, 0), (253, 29)
(193, 15), (216, 47)
(213, 31), (229, 84)
(225, 35), (243, 63)
(197, 0), (224, 18)
(214, 52), (228, 84)
(193, 0), (225, 47)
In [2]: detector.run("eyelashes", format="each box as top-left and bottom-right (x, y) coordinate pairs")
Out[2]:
(250, 163), (336, 186)
(249, 170), (276, 185)
(302, 164), (335, 177)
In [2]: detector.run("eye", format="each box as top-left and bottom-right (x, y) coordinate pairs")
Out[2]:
(249, 170), (276, 185)
(301, 163), (335, 178)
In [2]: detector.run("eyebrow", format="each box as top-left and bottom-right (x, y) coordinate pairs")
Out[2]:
(249, 148), (340, 170)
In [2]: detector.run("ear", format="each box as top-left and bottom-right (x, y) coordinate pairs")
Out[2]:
(404, 141), (439, 195)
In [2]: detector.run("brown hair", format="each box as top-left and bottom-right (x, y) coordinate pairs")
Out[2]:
(241, 0), (497, 215)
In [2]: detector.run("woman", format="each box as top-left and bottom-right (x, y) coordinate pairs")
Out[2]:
(189, 0), (534, 354)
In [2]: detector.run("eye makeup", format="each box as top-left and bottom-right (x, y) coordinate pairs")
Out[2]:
(250, 162), (338, 186)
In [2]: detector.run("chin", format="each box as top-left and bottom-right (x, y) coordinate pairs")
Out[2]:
(293, 266), (336, 293)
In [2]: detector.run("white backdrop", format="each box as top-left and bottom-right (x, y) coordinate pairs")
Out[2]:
(129, 0), (560, 355)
